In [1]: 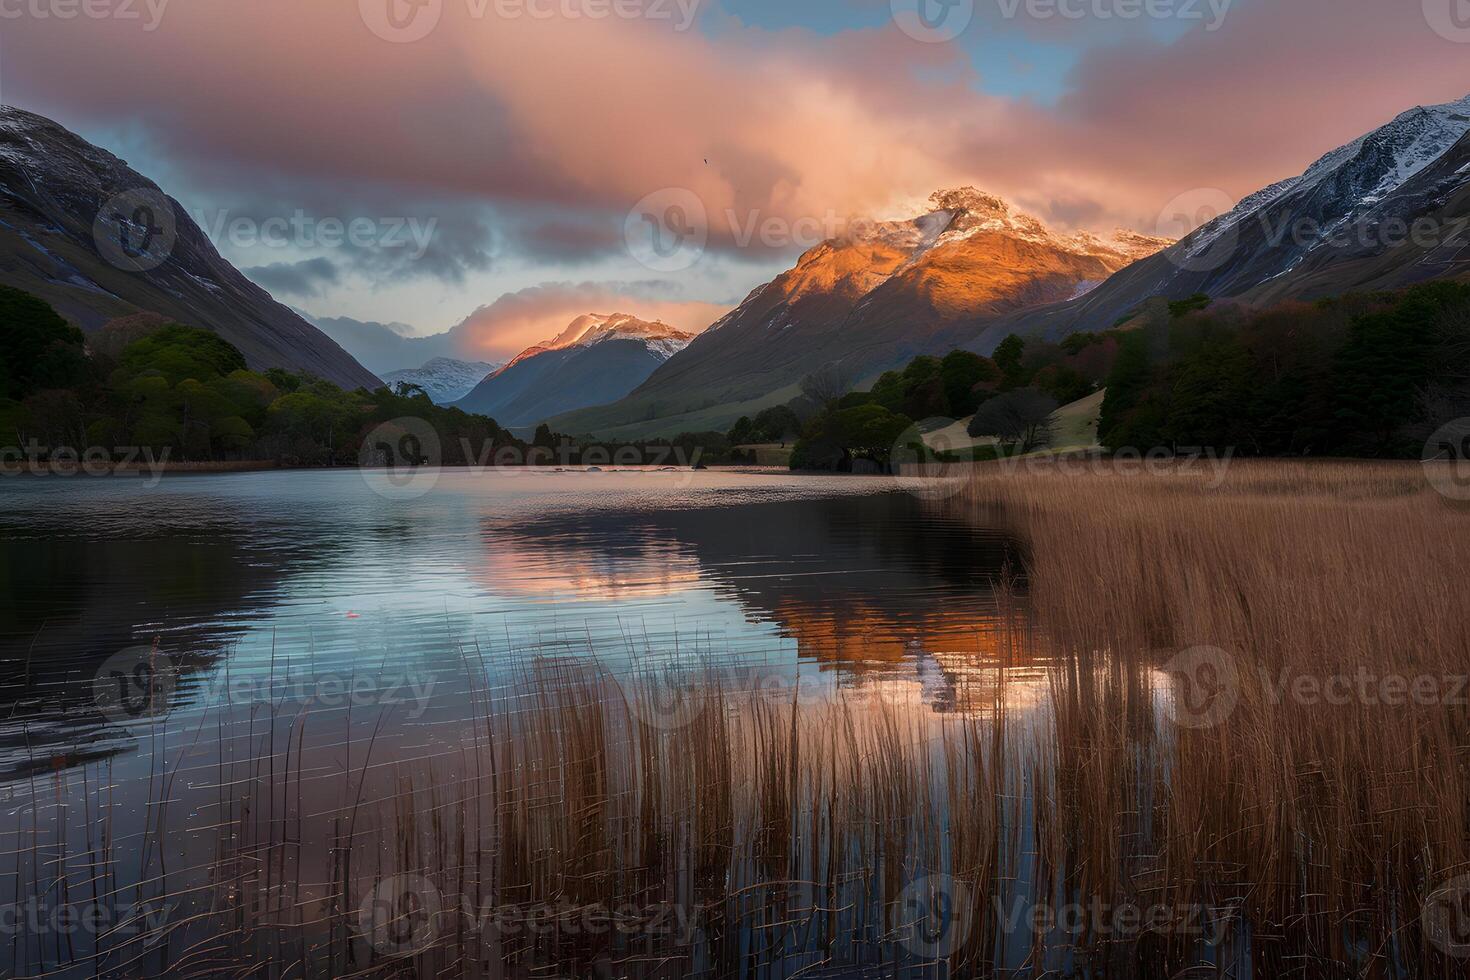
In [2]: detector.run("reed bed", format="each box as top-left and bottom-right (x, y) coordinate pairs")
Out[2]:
(2, 653), (1034, 979)
(952, 458), (1470, 977)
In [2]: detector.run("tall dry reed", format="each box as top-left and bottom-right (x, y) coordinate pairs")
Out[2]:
(952, 458), (1470, 976)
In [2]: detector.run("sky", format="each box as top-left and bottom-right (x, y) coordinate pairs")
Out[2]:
(3, 0), (1468, 363)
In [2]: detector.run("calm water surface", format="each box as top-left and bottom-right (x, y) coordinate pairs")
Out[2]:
(0, 469), (1058, 979)
(0, 469), (1028, 772)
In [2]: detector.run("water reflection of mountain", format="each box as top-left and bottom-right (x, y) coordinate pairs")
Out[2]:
(0, 504), (307, 777)
(483, 492), (1034, 671)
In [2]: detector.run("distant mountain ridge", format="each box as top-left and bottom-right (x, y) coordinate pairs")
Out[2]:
(549, 188), (1171, 438)
(455, 313), (692, 429)
(381, 357), (501, 405)
(303, 313), (459, 377)
(0, 107), (379, 389)
(964, 94), (1470, 351)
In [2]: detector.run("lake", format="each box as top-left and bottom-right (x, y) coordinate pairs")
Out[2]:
(0, 469), (1048, 978)
(3, 463), (1455, 979)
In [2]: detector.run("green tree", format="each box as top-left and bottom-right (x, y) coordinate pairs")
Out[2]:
(752, 405), (802, 445)
(993, 334), (1026, 382)
(967, 388), (1057, 452)
(0, 285), (87, 400)
(790, 404), (914, 470)
(1098, 330), (1155, 447)
(939, 350), (998, 417)
(1330, 283), (1466, 454)
(121, 324), (246, 384)
(727, 416), (757, 445)
(213, 416), (256, 453)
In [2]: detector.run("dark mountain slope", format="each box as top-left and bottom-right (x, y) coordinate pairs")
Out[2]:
(0, 107), (379, 389)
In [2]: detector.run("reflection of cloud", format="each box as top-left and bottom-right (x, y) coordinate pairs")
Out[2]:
(840, 664), (1053, 717)
(765, 598), (1016, 662)
(474, 534), (703, 602)
(474, 494), (1045, 696)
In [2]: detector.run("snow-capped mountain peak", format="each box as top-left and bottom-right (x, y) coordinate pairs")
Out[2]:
(456, 313), (694, 427)
(497, 314), (693, 375)
(381, 357), (502, 405)
(916, 187), (1172, 263)
(551, 312), (692, 352)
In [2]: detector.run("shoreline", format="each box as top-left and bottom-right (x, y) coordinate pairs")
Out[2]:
(0, 461), (811, 478)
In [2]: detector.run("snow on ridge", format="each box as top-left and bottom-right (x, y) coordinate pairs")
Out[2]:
(500, 313), (692, 372)
(383, 357), (501, 404)
(1185, 92), (1470, 260)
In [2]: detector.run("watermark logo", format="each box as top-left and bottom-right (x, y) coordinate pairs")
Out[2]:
(895, 874), (973, 959)
(360, 0), (443, 42)
(892, 0), (974, 42)
(1155, 188), (1238, 274)
(890, 417), (972, 502)
(985, 446), (1236, 486)
(1159, 645), (1239, 729)
(617, 670), (708, 732)
(1425, 876), (1470, 958)
(1424, 0), (1470, 42)
(93, 646), (178, 723)
(360, 417), (442, 500)
(613, 664), (828, 732)
(358, 874), (444, 957)
(625, 188), (707, 273)
(1423, 418), (1470, 501)
(94, 189), (176, 273)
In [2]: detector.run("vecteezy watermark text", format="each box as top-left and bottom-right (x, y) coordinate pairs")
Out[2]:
(994, 895), (1226, 942)
(193, 208), (439, 261)
(1, 443), (171, 483)
(891, 0), (1229, 44)
(1157, 645), (1470, 730)
(1263, 667), (1470, 708)
(1157, 188), (1470, 274)
(359, 0), (701, 43)
(359, 416), (706, 501)
(357, 875), (700, 958)
(93, 646), (439, 723)
(995, 0), (1230, 29)
(0, 0), (169, 30)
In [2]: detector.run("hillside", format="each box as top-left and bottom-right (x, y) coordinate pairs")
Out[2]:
(963, 95), (1470, 353)
(0, 108), (379, 389)
(455, 314), (691, 429)
(549, 189), (1168, 438)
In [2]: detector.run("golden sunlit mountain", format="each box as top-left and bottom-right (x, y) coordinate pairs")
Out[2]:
(550, 188), (1170, 439)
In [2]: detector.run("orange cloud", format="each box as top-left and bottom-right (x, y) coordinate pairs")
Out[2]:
(7, 0), (1467, 251)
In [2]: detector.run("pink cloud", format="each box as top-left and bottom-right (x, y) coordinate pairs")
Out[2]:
(6, 0), (1466, 250)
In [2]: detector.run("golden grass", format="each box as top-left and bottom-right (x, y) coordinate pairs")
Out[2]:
(955, 458), (1470, 976)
